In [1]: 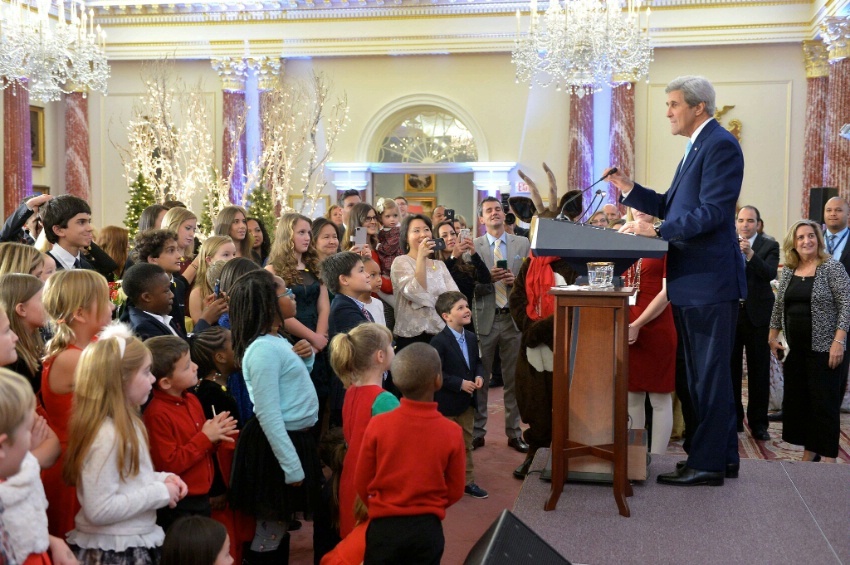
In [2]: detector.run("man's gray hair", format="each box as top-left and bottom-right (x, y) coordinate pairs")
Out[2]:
(666, 76), (716, 116)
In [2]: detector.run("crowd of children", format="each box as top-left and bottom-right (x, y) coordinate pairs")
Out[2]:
(0, 191), (503, 565)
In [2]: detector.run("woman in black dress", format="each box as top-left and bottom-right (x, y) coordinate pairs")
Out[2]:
(769, 219), (850, 463)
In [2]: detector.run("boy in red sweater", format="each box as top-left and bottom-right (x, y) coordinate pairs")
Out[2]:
(143, 336), (237, 533)
(354, 342), (465, 564)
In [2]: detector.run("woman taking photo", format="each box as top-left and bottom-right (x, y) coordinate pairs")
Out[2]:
(434, 221), (490, 332)
(769, 219), (850, 463)
(390, 214), (458, 350)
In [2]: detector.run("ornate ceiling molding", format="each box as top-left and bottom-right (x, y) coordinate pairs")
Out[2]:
(88, 0), (850, 59)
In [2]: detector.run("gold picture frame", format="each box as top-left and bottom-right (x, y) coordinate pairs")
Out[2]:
(287, 194), (331, 218)
(32, 185), (50, 196)
(406, 197), (437, 216)
(404, 173), (436, 193)
(30, 106), (45, 168)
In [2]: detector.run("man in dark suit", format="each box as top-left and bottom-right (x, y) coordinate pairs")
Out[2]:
(609, 75), (746, 486)
(823, 196), (850, 410)
(824, 197), (850, 275)
(732, 205), (779, 441)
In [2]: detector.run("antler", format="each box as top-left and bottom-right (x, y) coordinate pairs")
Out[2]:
(518, 169), (546, 214)
(543, 162), (559, 213)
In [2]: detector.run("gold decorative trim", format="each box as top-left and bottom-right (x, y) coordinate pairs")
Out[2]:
(210, 57), (248, 90)
(803, 40), (829, 78)
(246, 56), (284, 90)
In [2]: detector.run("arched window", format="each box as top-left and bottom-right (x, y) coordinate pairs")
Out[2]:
(378, 109), (478, 163)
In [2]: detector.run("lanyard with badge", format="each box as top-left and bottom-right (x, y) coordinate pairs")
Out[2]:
(828, 230), (848, 255)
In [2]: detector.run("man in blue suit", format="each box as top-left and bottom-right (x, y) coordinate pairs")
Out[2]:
(607, 75), (746, 486)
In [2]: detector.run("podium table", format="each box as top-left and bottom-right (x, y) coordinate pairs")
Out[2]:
(545, 287), (634, 517)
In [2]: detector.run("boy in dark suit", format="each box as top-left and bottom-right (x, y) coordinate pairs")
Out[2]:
(123, 263), (185, 340)
(321, 251), (375, 340)
(431, 291), (487, 499)
(134, 229), (189, 335)
(321, 251), (379, 422)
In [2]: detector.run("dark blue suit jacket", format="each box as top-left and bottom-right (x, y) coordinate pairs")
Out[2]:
(128, 305), (186, 341)
(430, 325), (484, 417)
(623, 119), (746, 306)
(328, 293), (369, 342)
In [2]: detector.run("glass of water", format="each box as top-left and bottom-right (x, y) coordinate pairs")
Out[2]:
(587, 262), (615, 289)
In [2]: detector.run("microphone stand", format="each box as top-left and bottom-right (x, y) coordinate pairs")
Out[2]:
(555, 167), (618, 221)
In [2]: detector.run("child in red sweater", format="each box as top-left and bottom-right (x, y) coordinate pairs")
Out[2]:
(143, 336), (238, 533)
(354, 342), (465, 564)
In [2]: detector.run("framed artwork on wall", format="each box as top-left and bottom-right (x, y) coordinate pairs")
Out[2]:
(32, 185), (50, 196)
(407, 197), (437, 216)
(30, 106), (45, 168)
(405, 173), (435, 193)
(288, 194), (331, 218)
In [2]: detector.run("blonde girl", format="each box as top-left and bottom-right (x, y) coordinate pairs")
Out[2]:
(163, 207), (199, 282)
(329, 323), (397, 538)
(267, 214), (332, 416)
(0, 274), (46, 391)
(374, 198), (402, 283)
(98, 225), (130, 281)
(214, 206), (253, 260)
(188, 236), (237, 323)
(41, 270), (115, 538)
(63, 324), (187, 563)
(267, 214), (328, 350)
(0, 241), (45, 279)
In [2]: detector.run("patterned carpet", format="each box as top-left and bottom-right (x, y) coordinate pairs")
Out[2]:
(666, 375), (850, 463)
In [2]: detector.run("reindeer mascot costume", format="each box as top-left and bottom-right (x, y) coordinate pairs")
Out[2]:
(508, 164), (583, 479)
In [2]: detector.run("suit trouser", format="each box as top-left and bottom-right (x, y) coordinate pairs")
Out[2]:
(673, 309), (697, 454)
(446, 407), (475, 484)
(731, 306), (771, 432)
(675, 301), (740, 472)
(475, 312), (522, 440)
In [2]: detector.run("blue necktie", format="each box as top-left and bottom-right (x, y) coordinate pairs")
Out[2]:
(458, 334), (470, 368)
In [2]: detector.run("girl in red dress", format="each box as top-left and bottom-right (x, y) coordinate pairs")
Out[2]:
(40, 270), (114, 538)
(330, 323), (398, 539)
(623, 208), (677, 455)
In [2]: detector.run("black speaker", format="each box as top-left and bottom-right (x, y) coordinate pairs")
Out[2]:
(463, 510), (570, 565)
(809, 187), (838, 224)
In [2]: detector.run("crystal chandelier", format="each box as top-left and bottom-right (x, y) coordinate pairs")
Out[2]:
(0, 1), (110, 103)
(512, 0), (653, 95)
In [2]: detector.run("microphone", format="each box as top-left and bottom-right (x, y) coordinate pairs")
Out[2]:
(555, 167), (618, 221)
(581, 190), (607, 225)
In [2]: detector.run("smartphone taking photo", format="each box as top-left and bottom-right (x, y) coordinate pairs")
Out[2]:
(353, 227), (368, 246)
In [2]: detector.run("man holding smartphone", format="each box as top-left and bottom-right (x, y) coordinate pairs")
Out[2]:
(471, 196), (529, 454)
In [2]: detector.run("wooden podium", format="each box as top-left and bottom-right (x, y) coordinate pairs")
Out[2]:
(545, 287), (634, 517)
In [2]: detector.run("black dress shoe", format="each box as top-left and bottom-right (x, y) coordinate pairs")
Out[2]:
(472, 437), (485, 450)
(508, 437), (530, 453)
(737, 422), (744, 433)
(489, 376), (504, 388)
(513, 454), (535, 479)
(675, 460), (739, 479)
(767, 411), (783, 422)
(751, 427), (771, 441)
(658, 466), (724, 486)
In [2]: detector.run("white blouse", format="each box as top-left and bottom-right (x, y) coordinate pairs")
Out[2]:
(390, 255), (459, 337)
(67, 418), (173, 552)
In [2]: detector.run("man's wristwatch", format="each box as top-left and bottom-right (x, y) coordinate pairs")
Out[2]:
(653, 226), (662, 238)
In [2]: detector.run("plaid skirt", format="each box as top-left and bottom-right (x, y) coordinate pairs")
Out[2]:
(71, 546), (160, 565)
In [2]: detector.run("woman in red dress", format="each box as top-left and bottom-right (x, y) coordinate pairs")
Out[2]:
(623, 208), (677, 455)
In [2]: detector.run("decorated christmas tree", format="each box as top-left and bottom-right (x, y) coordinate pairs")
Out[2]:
(245, 185), (276, 244)
(124, 173), (156, 238)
